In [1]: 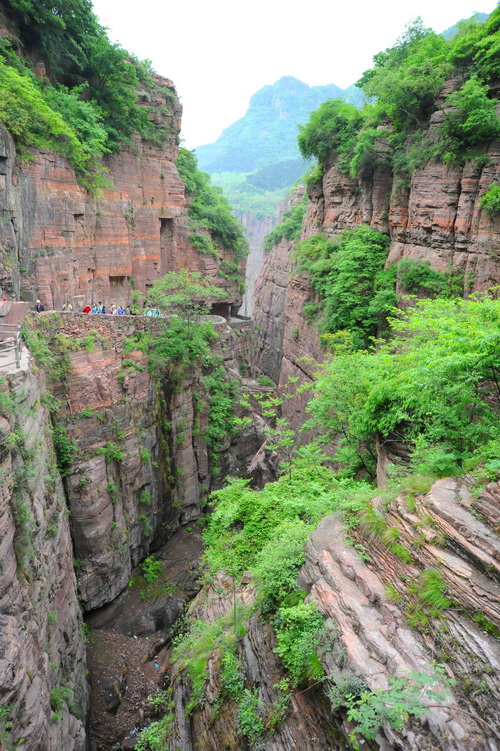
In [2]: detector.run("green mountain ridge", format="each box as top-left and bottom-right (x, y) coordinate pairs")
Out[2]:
(195, 76), (364, 216)
(196, 76), (363, 174)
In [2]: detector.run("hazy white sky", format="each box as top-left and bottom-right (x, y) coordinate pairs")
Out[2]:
(91, 0), (497, 149)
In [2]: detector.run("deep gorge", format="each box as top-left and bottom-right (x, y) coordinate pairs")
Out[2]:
(0, 4), (500, 751)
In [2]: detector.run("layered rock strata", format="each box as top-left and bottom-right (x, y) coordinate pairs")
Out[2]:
(31, 312), (263, 612)
(298, 479), (500, 750)
(168, 574), (346, 751)
(0, 349), (88, 750)
(236, 210), (275, 317)
(0, 86), (241, 310)
(253, 114), (500, 420)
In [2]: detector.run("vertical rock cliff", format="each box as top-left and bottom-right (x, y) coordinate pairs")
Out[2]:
(0, 350), (88, 751)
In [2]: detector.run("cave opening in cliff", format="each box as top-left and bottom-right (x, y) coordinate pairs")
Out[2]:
(108, 275), (130, 304)
(210, 301), (231, 319)
(160, 217), (175, 271)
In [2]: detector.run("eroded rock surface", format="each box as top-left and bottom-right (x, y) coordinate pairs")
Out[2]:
(0, 352), (88, 750)
(298, 479), (500, 750)
(168, 575), (346, 751)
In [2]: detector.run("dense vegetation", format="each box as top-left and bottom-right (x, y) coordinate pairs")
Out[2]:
(307, 294), (500, 481)
(159, 291), (500, 749)
(295, 226), (464, 348)
(0, 0), (171, 190)
(263, 193), (308, 252)
(176, 148), (248, 266)
(298, 10), (500, 179)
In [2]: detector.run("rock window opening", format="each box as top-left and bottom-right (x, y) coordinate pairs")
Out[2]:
(109, 275), (130, 304)
(160, 218), (175, 271)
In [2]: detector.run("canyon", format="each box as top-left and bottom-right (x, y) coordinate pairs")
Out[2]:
(0, 7), (500, 751)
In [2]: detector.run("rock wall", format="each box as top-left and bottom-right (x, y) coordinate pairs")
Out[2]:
(253, 188), (325, 430)
(169, 478), (500, 751)
(168, 574), (346, 751)
(298, 478), (500, 750)
(253, 108), (500, 428)
(0, 84), (241, 311)
(0, 349), (88, 750)
(28, 312), (264, 613)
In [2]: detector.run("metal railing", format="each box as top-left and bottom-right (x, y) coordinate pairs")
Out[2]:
(0, 323), (22, 369)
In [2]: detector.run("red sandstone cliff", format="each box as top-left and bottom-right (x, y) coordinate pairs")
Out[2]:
(253, 105), (500, 429)
(0, 77), (241, 312)
(0, 352), (88, 751)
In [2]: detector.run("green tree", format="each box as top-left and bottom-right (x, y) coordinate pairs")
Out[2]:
(298, 99), (362, 167)
(440, 76), (500, 157)
(147, 270), (228, 332)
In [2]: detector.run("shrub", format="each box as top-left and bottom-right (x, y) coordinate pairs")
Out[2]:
(273, 602), (325, 686)
(263, 197), (307, 252)
(177, 149), (248, 262)
(238, 688), (264, 741)
(96, 441), (123, 463)
(141, 555), (163, 584)
(480, 185), (500, 216)
(298, 99), (363, 167)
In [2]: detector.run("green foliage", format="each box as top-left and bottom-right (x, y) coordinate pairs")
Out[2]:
(344, 668), (453, 744)
(415, 569), (451, 612)
(263, 196), (308, 252)
(135, 714), (173, 751)
(395, 258), (461, 296)
(96, 441), (123, 463)
(480, 185), (500, 215)
(0, 56), (108, 189)
(439, 76), (500, 161)
(49, 685), (73, 712)
(147, 269), (227, 322)
(177, 148), (248, 262)
(273, 602), (325, 686)
(296, 227), (391, 349)
(204, 465), (374, 586)
(307, 294), (500, 479)
(238, 688), (264, 742)
(0, 703), (13, 749)
(2, 0), (167, 158)
(256, 375), (275, 387)
(218, 651), (245, 703)
(147, 316), (217, 372)
(209, 171), (289, 217)
(298, 11), (500, 184)
(298, 99), (363, 168)
(52, 421), (76, 476)
(296, 228), (464, 352)
(358, 21), (450, 133)
(140, 555), (163, 584)
(172, 610), (247, 716)
(202, 357), (239, 459)
(188, 232), (219, 260)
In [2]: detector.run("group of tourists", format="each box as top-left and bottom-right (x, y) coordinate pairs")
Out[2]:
(80, 302), (129, 315)
(35, 299), (160, 316)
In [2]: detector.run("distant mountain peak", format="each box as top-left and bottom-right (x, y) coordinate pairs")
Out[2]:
(195, 77), (363, 174)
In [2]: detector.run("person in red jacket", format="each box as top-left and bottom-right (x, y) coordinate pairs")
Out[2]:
(83, 304), (92, 313)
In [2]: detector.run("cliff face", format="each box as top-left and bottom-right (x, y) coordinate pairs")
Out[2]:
(0, 351), (88, 751)
(312, 134), (500, 290)
(298, 479), (500, 750)
(167, 481), (500, 751)
(253, 119), (500, 423)
(30, 313), (261, 613)
(168, 575), (345, 751)
(0, 81), (241, 311)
